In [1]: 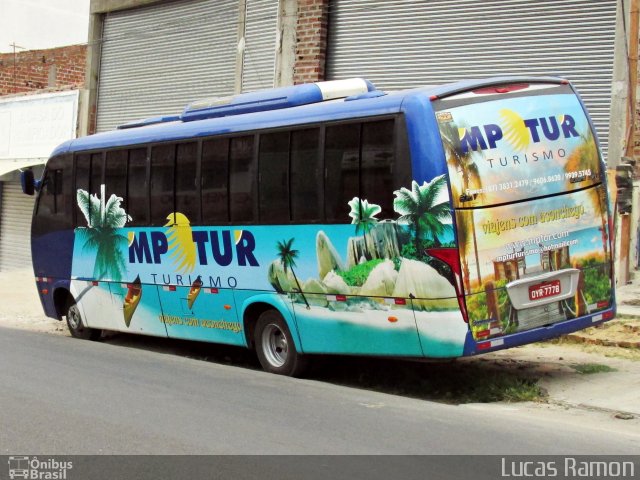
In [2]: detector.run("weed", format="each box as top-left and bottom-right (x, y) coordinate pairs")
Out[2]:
(571, 363), (617, 374)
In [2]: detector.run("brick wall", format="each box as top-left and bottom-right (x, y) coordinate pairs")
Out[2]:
(0, 44), (86, 96)
(294, 0), (329, 84)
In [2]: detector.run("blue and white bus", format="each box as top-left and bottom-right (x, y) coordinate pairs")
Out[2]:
(24, 77), (615, 376)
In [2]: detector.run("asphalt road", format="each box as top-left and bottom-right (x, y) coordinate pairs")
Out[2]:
(1, 327), (638, 457)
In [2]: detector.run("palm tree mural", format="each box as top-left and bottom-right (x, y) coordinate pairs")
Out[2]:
(439, 121), (483, 203)
(347, 197), (381, 260)
(77, 185), (131, 281)
(439, 120), (483, 284)
(456, 209), (474, 290)
(564, 130), (608, 260)
(276, 238), (310, 309)
(393, 175), (451, 255)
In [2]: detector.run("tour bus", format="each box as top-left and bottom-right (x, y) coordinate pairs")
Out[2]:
(23, 77), (615, 376)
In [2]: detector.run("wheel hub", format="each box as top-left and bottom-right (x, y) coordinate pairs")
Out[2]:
(262, 323), (288, 368)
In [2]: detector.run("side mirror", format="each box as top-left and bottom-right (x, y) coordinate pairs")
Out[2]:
(21, 169), (35, 196)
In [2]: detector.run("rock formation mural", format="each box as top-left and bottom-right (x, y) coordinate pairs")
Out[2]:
(267, 175), (457, 314)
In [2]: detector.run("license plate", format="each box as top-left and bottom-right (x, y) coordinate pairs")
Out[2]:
(528, 279), (561, 301)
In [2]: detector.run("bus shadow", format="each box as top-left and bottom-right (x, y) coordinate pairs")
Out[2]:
(100, 332), (546, 404)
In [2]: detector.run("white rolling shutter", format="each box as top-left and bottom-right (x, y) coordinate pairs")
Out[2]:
(327, 0), (617, 158)
(0, 183), (36, 271)
(97, 0), (239, 132)
(242, 0), (279, 92)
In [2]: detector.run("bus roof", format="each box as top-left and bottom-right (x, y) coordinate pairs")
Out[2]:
(51, 75), (566, 157)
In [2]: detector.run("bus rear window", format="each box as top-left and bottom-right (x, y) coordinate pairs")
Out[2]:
(434, 83), (602, 208)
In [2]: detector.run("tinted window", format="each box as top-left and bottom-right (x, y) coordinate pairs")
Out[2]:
(291, 128), (321, 222)
(128, 148), (148, 226)
(34, 155), (73, 234)
(150, 144), (175, 226)
(175, 142), (199, 223)
(229, 136), (255, 223)
(361, 120), (396, 219)
(202, 138), (229, 224)
(90, 152), (103, 197)
(434, 84), (600, 208)
(324, 124), (360, 222)
(75, 154), (90, 226)
(105, 150), (128, 211)
(259, 132), (289, 223)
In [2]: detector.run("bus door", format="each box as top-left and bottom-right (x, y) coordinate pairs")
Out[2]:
(70, 279), (116, 331)
(288, 226), (424, 356)
(433, 81), (614, 343)
(108, 281), (169, 337)
(156, 280), (244, 345)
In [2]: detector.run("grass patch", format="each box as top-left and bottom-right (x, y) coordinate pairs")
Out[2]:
(311, 357), (545, 404)
(571, 363), (617, 374)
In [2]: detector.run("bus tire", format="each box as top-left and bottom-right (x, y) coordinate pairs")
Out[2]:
(66, 304), (101, 341)
(254, 310), (308, 377)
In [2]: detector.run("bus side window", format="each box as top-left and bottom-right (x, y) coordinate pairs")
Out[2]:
(229, 136), (256, 223)
(128, 148), (149, 226)
(259, 131), (289, 223)
(90, 152), (104, 197)
(55, 165), (74, 224)
(75, 154), (91, 227)
(150, 144), (176, 226)
(105, 150), (128, 212)
(324, 123), (360, 222)
(361, 119), (395, 219)
(33, 154), (73, 235)
(175, 142), (199, 223)
(291, 128), (321, 222)
(202, 138), (229, 224)
(36, 170), (55, 218)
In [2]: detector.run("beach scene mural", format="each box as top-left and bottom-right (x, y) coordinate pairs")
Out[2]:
(69, 174), (469, 357)
(267, 176), (468, 357)
(436, 89), (613, 340)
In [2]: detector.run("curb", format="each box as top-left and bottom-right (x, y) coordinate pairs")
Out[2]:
(561, 319), (640, 348)
(547, 399), (639, 419)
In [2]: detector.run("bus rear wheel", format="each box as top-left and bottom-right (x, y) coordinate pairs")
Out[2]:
(66, 304), (101, 340)
(254, 310), (308, 377)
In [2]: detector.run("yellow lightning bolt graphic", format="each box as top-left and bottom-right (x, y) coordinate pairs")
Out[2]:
(499, 109), (530, 151)
(165, 212), (197, 273)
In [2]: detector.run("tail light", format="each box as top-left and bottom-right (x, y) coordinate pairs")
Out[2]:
(425, 247), (468, 322)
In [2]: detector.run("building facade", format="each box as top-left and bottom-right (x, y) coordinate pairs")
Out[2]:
(84, 0), (634, 166)
(0, 45), (86, 270)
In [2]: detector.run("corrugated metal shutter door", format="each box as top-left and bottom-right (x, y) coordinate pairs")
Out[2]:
(0, 182), (35, 271)
(327, 0), (617, 158)
(97, 0), (239, 132)
(242, 0), (279, 91)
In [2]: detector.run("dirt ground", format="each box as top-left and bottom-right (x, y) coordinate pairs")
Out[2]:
(0, 268), (69, 335)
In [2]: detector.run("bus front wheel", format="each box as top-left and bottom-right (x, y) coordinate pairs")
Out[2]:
(66, 304), (101, 340)
(254, 310), (307, 377)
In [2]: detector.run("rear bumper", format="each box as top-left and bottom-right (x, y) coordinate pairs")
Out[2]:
(462, 305), (616, 356)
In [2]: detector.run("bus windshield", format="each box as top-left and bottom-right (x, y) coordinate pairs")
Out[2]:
(434, 83), (602, 208)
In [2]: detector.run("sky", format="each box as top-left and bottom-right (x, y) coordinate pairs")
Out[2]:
(0, 0), (90, 53)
